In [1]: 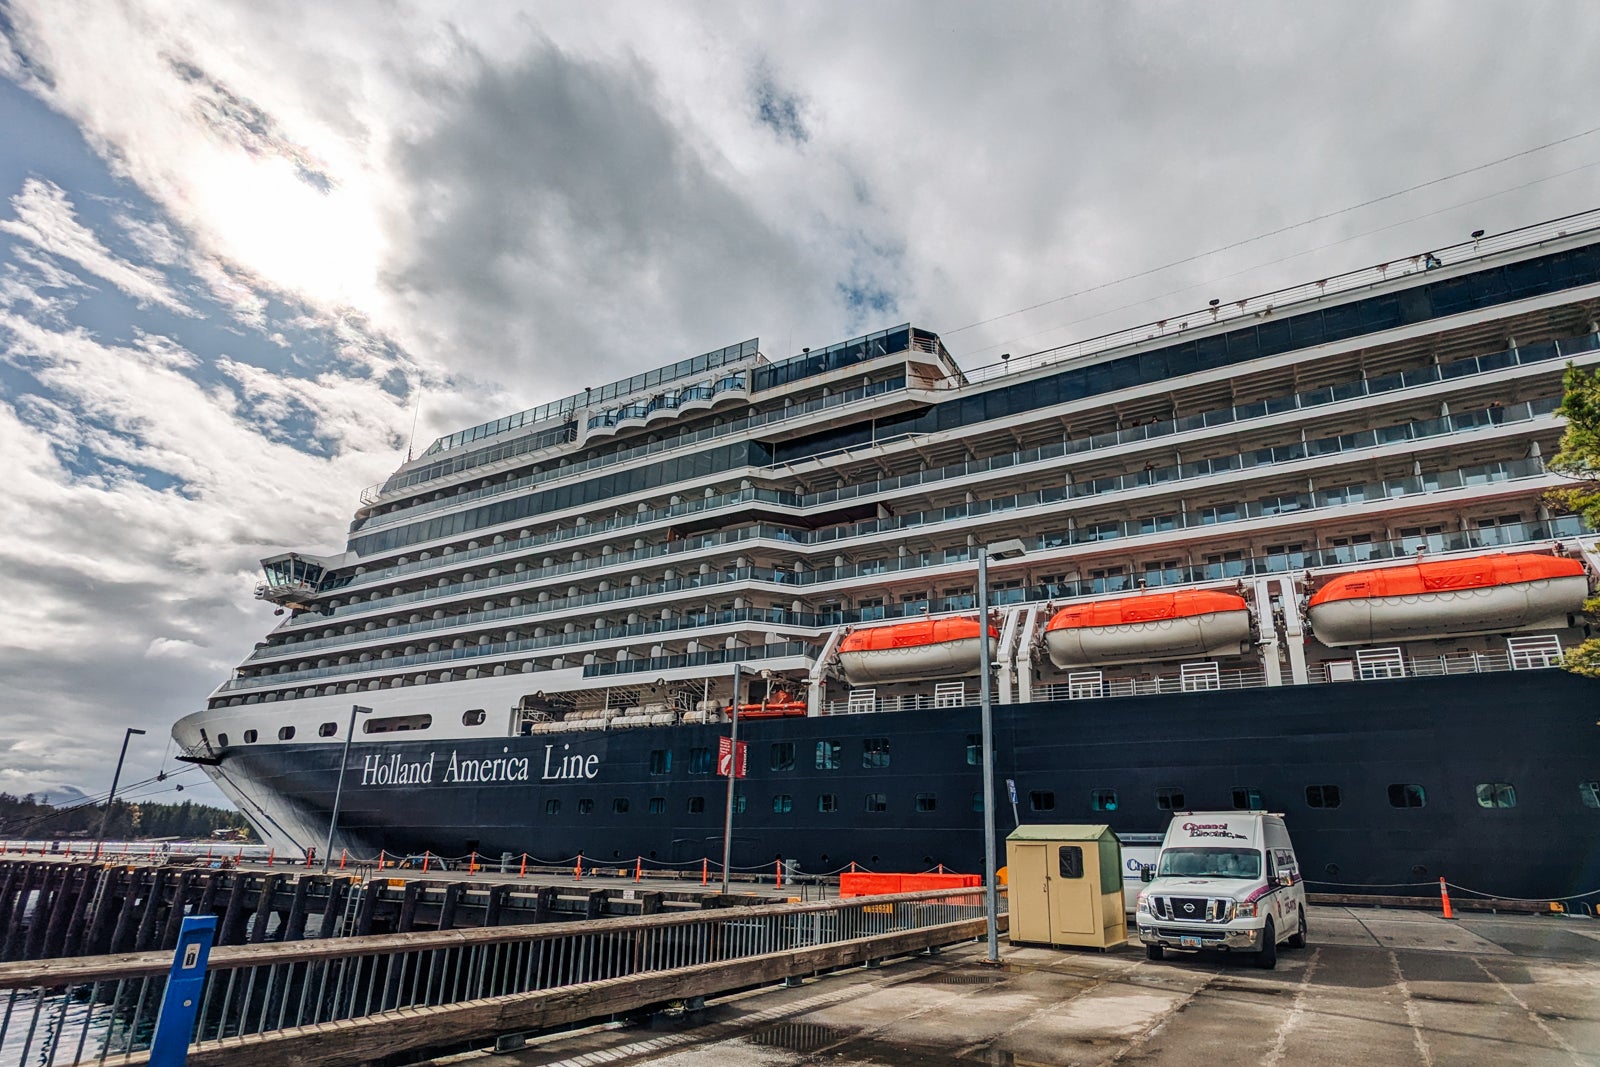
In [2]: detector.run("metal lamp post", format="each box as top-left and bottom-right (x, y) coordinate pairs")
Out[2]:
(322, 705), (372, 873)
(719, 664), (742, 893)
(96, 727), (147, 857)
(978, 538), (1027, 964)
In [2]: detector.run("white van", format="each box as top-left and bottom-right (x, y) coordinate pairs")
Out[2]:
(1135, 811), (1307, 969)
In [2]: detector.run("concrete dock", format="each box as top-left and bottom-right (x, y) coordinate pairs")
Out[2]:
(433, 906), (1600, 1066)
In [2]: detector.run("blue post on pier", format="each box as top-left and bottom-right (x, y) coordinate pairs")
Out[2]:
(149, 914), (217, 1066)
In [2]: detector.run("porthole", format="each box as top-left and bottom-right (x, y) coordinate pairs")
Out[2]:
(318, 722), (337, 738)
(277, 726), (295, 741)
(243, 729), (258, 744)
(462, 708), (487, 727)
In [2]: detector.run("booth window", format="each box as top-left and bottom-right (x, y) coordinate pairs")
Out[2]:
(772, 793), (793, 813)
(1476, 782), (1517, 809)
(1030, 790), (1056, 812)
(1232, 786), (1265, 809)
(915, 793), (937, 812)
(865, 792), (887, 812)
(687, 796), (705, 814)
(1058, 846), (1084, 879)
(1581, 782), (1600, 809)
(1388, 783), (1426, 808)
(1156, 788), (1185, 810)
(1305, 784), (1342, 808)
(544, 799), (560, 815)
(1090, 788), (1118, 812)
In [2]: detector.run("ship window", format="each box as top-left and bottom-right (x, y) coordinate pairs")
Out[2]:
(1476, 782), (1517, 809)
(612, 797), (630, 814)
(1090, 788), (1118, 812)
(1305, 784), (1342, 808)
(1388, 783), (1427, 808)
(770, 742), (795, 771)
(649, 749), (672, 775)
(578, 798), (594, 815)
(862, 737), (890, 768)
(687, 795), (705, 814)
(966, 734), (982, 765)
(1232, 787), (1265, 809)
(733, 794), (747, 815)
(217, 733), (229, 747)
(865, 792), (887, 812)
(1030, 790), (1055, 812)
(1156, 788), (1186, 810)
(364, 714), (432, 734)
(648, 797), (666, 814)
(243, 729), (258, 744)
(545, 799), (560, 816)
(1058, 846), (1084, 879)
(277, 726), (295, 741)
(915, 793), (937, 813)
(972, 792), (984, 813)
(1581, 782), (1600, 808)
(816, 740), (842, 770)
(461, 708), (486, 727)
(818, 793), (838, 813)
(318, 722), (337, 737)
(688, 747), (713, 774)
(773, 793), (793, 813)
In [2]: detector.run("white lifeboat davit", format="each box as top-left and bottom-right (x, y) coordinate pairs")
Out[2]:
(1042, 589), (1253, 668)
(1306, 552), (1588, 647)
(837, 617), (998, 685)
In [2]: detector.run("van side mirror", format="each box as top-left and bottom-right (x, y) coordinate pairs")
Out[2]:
(1140, 865), (1156, 883)
(1276, 872), (1294, 888)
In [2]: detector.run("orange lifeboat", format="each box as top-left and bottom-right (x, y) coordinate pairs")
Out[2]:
(725, 690), (808, 718)
(837, 617), (999, 685)
(1043, 590), (1252, 668)
(1307, 552), (1588, 646)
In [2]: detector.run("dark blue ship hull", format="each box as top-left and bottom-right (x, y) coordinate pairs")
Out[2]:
(220, 670), (1600, 900)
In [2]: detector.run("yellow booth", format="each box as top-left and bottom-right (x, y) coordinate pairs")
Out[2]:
(1005, 824), (1127, 949)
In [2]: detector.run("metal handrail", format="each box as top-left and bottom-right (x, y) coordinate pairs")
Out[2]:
(0, 886), (992, 1066)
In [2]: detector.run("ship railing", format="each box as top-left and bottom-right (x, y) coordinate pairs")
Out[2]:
(0, 887), (994, 1067)
(948, 207), (1600, 387)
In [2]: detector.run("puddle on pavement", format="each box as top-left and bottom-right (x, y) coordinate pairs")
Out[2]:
(927, 970), (1009, 985)
(749, 1021), (855, 1053)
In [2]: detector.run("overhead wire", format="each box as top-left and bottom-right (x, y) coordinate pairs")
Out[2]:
(942, 123), (1600, 343)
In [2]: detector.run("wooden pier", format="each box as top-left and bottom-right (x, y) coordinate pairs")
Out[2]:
(0, 858), (770, 962)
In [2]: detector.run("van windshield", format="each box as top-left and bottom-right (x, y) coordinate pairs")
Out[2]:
(1157, 847), (1262, 880)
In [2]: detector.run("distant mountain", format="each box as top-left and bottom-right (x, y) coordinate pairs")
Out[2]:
(34, 785), (89, 806)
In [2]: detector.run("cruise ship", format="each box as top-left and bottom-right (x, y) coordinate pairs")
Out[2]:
(174, 213), (1600, 902)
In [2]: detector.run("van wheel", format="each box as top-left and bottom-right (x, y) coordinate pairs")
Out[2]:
(1255, 919), (1277, 969)
(1146, 943), (1165, 961)
(1287, 911), (1307, 950)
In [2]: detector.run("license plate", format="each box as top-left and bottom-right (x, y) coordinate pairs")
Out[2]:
(1180, 936), (1202, 949)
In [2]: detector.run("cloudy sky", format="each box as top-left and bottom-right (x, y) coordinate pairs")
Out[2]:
(2, 0), (1597, 812)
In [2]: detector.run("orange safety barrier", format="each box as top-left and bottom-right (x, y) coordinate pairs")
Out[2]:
(1439, 877), (1456, 920)
(839, 872), (981, 897)
(519, 853), (527, 878)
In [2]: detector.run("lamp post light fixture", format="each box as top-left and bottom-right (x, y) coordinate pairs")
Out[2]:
(96, 727), (147, 856)
(322, 705), (373, 874)
(977, 538), (1027, 964)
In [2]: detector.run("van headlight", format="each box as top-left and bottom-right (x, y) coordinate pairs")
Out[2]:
(1136, 893), (1151, 915)
(1235, 901), (1258, 918)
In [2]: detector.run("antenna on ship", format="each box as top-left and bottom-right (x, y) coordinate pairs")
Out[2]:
(405, 388), (424, 462)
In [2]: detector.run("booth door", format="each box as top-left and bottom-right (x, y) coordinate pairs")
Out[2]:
(1008, 843), (1053, 944)
(1048, 844), (1096, 936)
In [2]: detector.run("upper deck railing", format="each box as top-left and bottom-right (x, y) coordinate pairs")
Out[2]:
(952, 208), (1600, 386)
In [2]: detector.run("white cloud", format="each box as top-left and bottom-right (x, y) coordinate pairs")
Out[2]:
(0, 178), (192, 314)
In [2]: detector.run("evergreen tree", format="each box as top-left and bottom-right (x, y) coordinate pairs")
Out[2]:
(1549, 363), (1600, 677)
